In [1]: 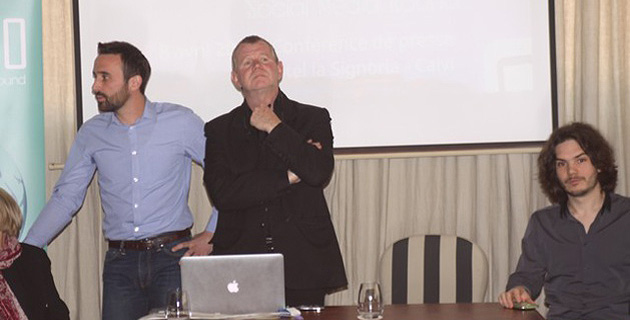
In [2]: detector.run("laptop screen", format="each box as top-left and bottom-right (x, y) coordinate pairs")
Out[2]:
(180, 253), (285, 315)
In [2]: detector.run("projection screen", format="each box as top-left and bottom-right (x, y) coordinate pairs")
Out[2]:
(75, 0), (556, 152)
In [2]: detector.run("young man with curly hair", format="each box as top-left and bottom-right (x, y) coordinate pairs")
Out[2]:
(499, 122), (630, 320)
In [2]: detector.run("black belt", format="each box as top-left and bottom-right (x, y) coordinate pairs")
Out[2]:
(108, 229), (190, 250)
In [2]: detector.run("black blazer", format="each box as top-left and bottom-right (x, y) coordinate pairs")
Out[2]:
(204, 91), (347, 292)
(2, 243), (70, 320)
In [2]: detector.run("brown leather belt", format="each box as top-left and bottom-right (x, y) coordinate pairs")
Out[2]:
(108, 229), (191, 250)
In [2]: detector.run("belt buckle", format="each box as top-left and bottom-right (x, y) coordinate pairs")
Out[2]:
(141, 238), (155, 250)
(265, 236), (274, 252)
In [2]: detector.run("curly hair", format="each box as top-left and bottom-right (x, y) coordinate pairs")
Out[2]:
(538, 122), (617, 203)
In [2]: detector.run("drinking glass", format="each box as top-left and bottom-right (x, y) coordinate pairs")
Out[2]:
(357, 282), (384, 320)
(165, 288), (190, 319)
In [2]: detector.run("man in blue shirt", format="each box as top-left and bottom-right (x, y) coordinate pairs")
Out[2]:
(24, 41), (217, 320)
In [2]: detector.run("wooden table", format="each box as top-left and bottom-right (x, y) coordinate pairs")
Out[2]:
(300, 303), (544, 320)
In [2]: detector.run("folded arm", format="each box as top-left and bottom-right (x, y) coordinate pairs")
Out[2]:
(203, 107), (333, 211)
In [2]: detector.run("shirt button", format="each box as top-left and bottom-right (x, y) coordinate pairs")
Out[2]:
(133, 177), (139, 183)
(134, 204), (139, 208)
(134, 227), (139, 232)
(261, 222), (265, 228)
(131, 151), (137, 155)
(264, 207), (269, 212)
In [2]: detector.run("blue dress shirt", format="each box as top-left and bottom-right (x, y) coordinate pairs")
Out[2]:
(25, 100), (217, 247)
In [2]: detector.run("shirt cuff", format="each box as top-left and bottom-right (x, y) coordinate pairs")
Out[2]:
(205, 206), (219, 233)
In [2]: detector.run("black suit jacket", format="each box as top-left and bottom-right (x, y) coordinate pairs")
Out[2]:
(204, 91), (347, 291)
(2, 243), (70, 320)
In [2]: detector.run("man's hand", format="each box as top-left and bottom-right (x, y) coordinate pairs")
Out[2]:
(288, 170), (301, 184)
(250, 104), (281, 133)
(498, 285), (534, 309)
(307, 139), (322, 150)
(171, 231), (214, 257)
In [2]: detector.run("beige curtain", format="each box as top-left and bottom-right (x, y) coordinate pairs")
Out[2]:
(42, 0), (630, 318)
(555, 0), (630, 194)
(323, 153), (548, 305)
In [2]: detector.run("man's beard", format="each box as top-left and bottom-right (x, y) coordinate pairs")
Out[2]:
(95, 86), (130, 113)
(563, 176), (599, 198)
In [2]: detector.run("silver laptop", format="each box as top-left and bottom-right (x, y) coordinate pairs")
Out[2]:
(180, 253), (285, 315)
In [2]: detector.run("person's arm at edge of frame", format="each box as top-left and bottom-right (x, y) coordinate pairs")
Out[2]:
(27, 244), (71, 319)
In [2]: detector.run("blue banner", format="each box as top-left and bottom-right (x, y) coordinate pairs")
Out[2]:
(0, 0), (45, 239)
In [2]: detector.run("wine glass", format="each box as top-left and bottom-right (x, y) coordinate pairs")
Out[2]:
(165, 288), (190, 319)
(357, 282), (384, 320)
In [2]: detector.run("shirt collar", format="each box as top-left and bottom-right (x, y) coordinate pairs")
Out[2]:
(241, 90), (287, 115)
(560, 192), (612, 218)
(106, 98), (154, 128)
(240, 90), (288, 132)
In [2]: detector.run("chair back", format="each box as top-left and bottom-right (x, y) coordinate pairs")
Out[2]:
(379, 234), (488, 304)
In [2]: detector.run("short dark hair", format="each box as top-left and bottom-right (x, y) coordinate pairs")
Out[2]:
(97, 41), (151, 94)
(231, 35), (279, 71)
(538, 122), (617, 203)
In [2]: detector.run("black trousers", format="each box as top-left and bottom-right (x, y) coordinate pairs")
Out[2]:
(285, 287), (326, 307)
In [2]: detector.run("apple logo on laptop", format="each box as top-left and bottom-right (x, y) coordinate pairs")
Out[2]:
(227, 280), (239, 293)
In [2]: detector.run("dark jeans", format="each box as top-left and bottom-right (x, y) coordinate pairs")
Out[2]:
(102, 236), (189, 320)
